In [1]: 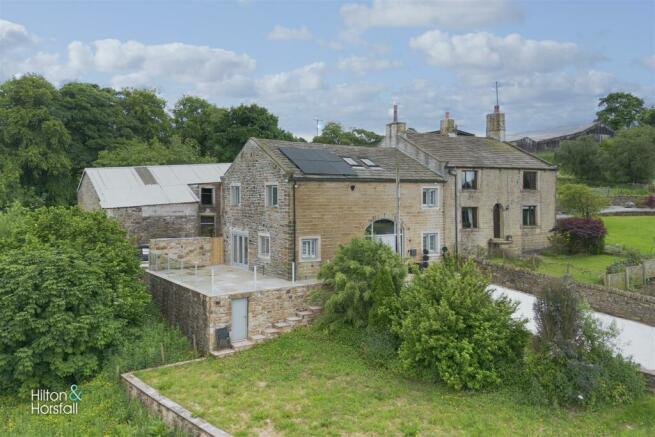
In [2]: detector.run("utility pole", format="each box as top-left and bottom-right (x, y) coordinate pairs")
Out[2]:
(313, 117), (322, 138)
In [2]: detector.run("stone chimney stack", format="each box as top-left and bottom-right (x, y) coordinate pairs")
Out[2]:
(439, 112), (457, 136)
(382, 103), (406, 148)
(486, 82), (506, 141)
(486, 105), (506, 141)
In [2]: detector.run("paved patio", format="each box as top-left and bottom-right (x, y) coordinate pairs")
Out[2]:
(147, 264), (318, 296)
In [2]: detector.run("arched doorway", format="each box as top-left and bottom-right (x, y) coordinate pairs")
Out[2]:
(493, 204), (503, 239)
(365, 219), (402, 252)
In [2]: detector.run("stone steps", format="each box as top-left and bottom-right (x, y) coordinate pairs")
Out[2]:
(231, 339), (255, 351)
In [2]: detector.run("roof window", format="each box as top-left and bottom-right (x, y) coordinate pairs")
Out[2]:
(360, 158), (380, 168)
(342, 157), (363, 168)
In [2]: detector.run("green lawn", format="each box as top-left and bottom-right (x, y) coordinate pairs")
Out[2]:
(136, 328), (655, 437)
(491, 254), (622, 284)
(603, 216), (655, 256)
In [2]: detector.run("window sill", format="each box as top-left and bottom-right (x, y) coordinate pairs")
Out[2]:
(461, 228), (479, 232)
(300, 257), (321, 263)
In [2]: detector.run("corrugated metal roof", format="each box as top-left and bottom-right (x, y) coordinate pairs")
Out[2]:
(81, 163), (230, 209)
(506, 122), (604, 142)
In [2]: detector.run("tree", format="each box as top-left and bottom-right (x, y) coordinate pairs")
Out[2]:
(312, 121), (382, 146)
(56, 82), (131, 174)
(0, 206), (150, 392)
(392, 260), (528, 390)
(557, 184), (607, 218)
(554, 135), (604, 181)
(638, 106), (655, 127)
(211, 104), (298, 161)
(0, 75), (73, 206)
(94, 135), (210, 167)
(172, 96), (225, 156)
(117, 88), (172, 143)
(601, 126), (655, 183)
(596, 92), (645, 130)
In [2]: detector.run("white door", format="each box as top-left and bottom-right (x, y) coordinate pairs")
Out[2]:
(231, 298), (248, 341)
(231, 233), (248, 267)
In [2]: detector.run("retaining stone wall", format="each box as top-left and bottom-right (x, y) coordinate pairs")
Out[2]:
(477, 260), (655, 327)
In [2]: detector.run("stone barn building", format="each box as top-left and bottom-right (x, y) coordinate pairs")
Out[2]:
(221, 105), (557, 280)
(77, 163), (230, 244)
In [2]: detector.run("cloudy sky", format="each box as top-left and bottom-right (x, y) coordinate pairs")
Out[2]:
(1, 0), (654, 139)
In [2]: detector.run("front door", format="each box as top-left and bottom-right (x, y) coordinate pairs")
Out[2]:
(231, 232), (248, 267)
(493, 204), (502, 239)
(231, 298), (248, 341)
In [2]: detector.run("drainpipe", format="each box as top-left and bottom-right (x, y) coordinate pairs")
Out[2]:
(447, 166), (459, 271)
(291, 177), (297, 280)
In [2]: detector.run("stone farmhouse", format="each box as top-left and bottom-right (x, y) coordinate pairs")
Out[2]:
(78, 163), (230, 244)
(222, 106), (557, 280)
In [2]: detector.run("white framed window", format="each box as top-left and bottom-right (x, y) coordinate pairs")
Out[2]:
(522, 205), (537, 227)
(300, 236), (320, 261)
(258, 233), (271, 258)
(342, 157), (359, 166)
(461, 170), (478, 190)
(422, 232), (439, 255)
(265, 184), (278, 207)
(421, 187), (438, 208)
(230, 184), (241, 206)
(360, 158), (380, 168)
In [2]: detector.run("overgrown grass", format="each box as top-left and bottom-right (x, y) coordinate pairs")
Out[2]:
(603, 216), (655, 256)
(136, 328), (655, 436)
(0, 306), (197, 436)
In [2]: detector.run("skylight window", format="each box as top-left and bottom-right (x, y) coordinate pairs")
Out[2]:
(360, 158), (379, 168)
(342, 157), (360, 166)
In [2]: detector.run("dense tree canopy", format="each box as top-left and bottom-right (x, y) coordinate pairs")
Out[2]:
(0, 76), (306, 207)
(554, 135), (604, 182)
(602, 126), (655, 183)
(312, 122), (383, 146)
(596, 92), (645, 130)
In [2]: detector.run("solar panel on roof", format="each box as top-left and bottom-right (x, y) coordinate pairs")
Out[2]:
(279, 147), (356, 176)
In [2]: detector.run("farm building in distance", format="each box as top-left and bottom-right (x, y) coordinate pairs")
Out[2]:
(77, 163), (230, 244)
(508, 121), (614, 153)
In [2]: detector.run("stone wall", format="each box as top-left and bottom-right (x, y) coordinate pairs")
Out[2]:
(77, 174), (102, 210)
(122, 368), (229, 436)
(144, 272), (212, 353)
(149, 237), (215, 268)
(295, 180), (444, 279)
(441, 169), (557, 257)
(608, 195), (647, 207)
(477, 260), (655, 327)
(222, 139), (293, 279)
(106, 204), (199, 245)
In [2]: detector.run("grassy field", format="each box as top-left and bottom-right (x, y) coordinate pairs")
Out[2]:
(491, 254), (622, 284)
(136, 328), (655, 437)
(0, 310), (197, 436)
(604, 216), (655, 256)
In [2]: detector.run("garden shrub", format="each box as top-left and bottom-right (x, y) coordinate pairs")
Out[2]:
(392, 260), (529, 390)
(0, 206), (150, 393)
(550, 217), (607, 254)
(641, 194), (655, 209)
(557, 184), (607, 218)
(317, 238), (406, 329)
(520, 279), (645, 408)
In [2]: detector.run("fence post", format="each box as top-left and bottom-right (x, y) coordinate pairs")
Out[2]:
(160, 343), (165, 363)
(604, 272), (609, 287)
(642, 263), (647, 287)
(625, 268), (630, 290)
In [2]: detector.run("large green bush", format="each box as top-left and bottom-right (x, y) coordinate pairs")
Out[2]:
(392, 260), (529, 390)
(0, 206), (150, 393)
(317, 238), (406, 329)
(521, 280), (645, 407)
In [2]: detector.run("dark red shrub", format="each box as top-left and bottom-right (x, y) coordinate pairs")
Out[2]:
(642, 195), (655, 209)
(551, 218), (607, 254)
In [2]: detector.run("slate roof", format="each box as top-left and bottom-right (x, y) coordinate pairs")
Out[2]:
(252, 138), (445, 182)
(80, 163), (231, 208)
(404, 131), (556, 170)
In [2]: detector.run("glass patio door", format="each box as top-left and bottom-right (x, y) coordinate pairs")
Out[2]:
(232, 232), (248, 267)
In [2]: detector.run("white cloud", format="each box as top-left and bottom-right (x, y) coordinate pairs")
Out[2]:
(641, 54), (655, 70)
(0, 18), (35, 53)
(256, 62), (326, 98)
(410, 30), (590, 77)
(340, 0), (520, 35)
(267, 25), (312, 41)
(337, 55), (401, 75)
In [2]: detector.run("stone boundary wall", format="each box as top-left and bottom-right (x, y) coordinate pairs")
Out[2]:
(608, 195), (648, 206)
(122, 364), (230, 437)
(144, 272), (212, 353)
(150, 237), (214, 269)
(643, 368), (655, 391)
(477, 260), (655, 327)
